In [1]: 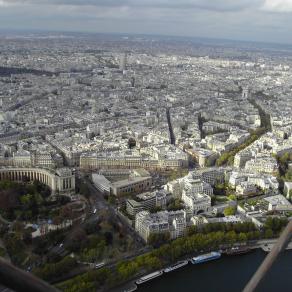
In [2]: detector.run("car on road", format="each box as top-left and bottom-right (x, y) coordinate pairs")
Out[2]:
(95, 262), (105, 269)
(93, 208), (97, 214)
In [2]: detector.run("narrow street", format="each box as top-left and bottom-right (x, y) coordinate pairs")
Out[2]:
(166, 107), (175, 145)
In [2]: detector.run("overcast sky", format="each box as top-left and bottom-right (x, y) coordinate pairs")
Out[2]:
(1, 0), (292, 44)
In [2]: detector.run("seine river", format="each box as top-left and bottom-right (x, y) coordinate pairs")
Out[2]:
(137, 249), (292, 292)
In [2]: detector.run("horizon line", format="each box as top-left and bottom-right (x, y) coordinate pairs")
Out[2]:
(1, 28), (292, 49)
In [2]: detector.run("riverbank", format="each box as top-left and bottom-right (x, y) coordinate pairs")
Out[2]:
(58, 220), (288, 292)
(115, 239), (292, 292)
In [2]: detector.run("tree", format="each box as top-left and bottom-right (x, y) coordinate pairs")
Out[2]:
(23, 230), (32, 244)
(224, 206), (236, 216)
(117, 261), (139, 281)
(167, 198), (184, 211)
(227, 156), (234, 166)
(12, 221), (26, 235)
(66, 228), (88, 252)
(285, 170), (292, 182)
(238, 233), (247, 242)
(104, 232), (113, 245)
(148, 232), (170, 247)
(0, 190), (18, 212)
(60, 205), (73, 220)
(3, 233), (26, 265)
(79, 182), (90, 198)
(20, 194), (33, 205)
(279, 153), (290, 165)
(225, 231), (237, 244)
(289, 189), (292, 200)
(108, 195), (116, 205)
(228, 194), (237, 201)
(264, 229), (273, 238)
(187, 226), (197, 236)
(84, 222), (100, 235)
(128, 138), (136, 149)
(216, 153), (229, 166)
(264, 217), (288, 234)
(52, 215), (63, 225)
(33, 256), (77, 281)
(143, 255), (161, 270)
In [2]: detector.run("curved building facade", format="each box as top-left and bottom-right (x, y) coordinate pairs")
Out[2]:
(0, 167), (75, 195)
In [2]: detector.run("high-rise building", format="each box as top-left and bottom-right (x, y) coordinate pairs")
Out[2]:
(120, 52), (127, 71)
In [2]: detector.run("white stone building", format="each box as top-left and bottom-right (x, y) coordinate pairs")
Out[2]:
(135, 210), (186, 242)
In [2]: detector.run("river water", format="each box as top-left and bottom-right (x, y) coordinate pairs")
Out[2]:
(137, 249), (292, 292)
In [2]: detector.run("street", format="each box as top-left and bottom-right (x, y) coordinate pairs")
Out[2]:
(82, 174), (144, 248)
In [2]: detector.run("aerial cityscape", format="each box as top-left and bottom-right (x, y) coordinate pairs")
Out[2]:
(1, 1), (292, 292)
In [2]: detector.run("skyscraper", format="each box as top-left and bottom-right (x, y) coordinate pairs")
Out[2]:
(120, 52), (127, 71)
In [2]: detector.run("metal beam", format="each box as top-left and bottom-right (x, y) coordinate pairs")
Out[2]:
(0, 257), (59, 292)
(243, 221), (292, 292)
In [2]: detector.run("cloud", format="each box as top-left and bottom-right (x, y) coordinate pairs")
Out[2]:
(1, 0), (292, 44)
(262, 0), (292, 12)
(3, 0), (292, 13)
(0, 0), (10, 6)
(0, 0), (265, 12)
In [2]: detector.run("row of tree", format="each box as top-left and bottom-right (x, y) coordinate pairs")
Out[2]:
(216, 96), (271, 167)
(216, 134), (261, 166)
(34, 257), (77, 281)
